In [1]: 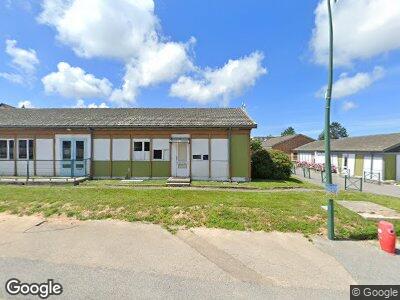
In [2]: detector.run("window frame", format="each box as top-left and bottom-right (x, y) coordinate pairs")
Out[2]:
(153, 149), (163, 160)
(0, 139), (15, 160)
(18, 139), (34, 160)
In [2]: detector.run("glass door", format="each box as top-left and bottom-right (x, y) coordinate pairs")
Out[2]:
(60, 139), (86, 177)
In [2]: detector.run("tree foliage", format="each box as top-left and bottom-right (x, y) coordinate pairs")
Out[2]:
(281, 126), (296, 136)
(318, 122), (348, 140)
(250, 138), (263, 153)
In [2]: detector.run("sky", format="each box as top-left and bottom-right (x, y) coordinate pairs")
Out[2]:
(0, 0), (399, 138)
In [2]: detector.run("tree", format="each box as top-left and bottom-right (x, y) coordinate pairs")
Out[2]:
(318, 122), (348, 140)
(251, 149), (292, 180)
(281, 127), (296, 136)
(250, 138), (263, 153)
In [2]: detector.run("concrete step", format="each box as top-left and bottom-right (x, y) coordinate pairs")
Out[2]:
(166, 182), (191, 187)
(167, 177), (191, 183)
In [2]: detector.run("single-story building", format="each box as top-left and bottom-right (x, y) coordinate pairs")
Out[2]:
(295, 133), (400, 181)
(257, 134), (314, 160)
(0, 107), (256, 181)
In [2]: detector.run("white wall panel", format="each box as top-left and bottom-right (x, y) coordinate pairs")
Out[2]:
(93, 139), (110, 160)
(347, 154), (355, 176)
(36, 139), (53, 160)
(153, 139), (170, 161)
(36, 161), (53, 176)
(397, 155), (400, 181)
(0, 161), (14, 176)
(132, 139), (150, 161)
(363, 155), (372, 174)
(16, 160), (34, 176)
(112, 139), (130, 161)
(211, 139), (228, 179)
(191, 139), (209, 179)
(372, 155), (383, 179)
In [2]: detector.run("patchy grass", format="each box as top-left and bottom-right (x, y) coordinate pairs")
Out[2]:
(0, 185), (398, 240)
(80, 179), (167, 187)
(191, 177), (322, 190)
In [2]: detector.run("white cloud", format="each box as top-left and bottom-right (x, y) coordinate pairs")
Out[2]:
(342, 101), (358, 112)
(311, 0), (400, 66)
(110, 40), (194, 106)
(42, 62), (113, 99)
(38, 0), (264, 106)
(38, 0), (158, 60)
(317, 66), (385, 99)
(18, 100), (34, 108)
(170, 52), (267, 106)
(0, 72), (24, 84)
(74, 99), (108, 108)
(5, 39), (39, 73)
(0, 39), (39, 85)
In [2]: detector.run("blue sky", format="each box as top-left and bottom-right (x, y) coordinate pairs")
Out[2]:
(0, 0), (399, 138)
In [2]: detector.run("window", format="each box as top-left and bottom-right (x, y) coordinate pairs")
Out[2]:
(344, 157), (348, 167)
(144, 142), (150, 151)
(203, 155), (209, 161)
(0, 140), (7, 159)
(76, 141), (84, 160)
(192, 154), (201, 160)
(18, 140), (27, 159)
(62, 141), (71, 160)
(134, 142), (143, 151)
(153, 150), (162, 160)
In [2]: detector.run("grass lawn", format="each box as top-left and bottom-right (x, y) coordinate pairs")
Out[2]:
(191, 178), (322, 190)
(80, 177), (322, 190)
(0, 184), (398, 240)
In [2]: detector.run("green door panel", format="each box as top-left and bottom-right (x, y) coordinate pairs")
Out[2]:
(354, 154), (364, 177)
(384, 154), (396, 181)
(231, 134), (250, 178)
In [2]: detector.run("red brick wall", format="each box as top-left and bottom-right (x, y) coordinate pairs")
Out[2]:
(272, 135), (314, 159)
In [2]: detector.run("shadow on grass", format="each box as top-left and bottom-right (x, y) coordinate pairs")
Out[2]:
(251, 178), (303, 184)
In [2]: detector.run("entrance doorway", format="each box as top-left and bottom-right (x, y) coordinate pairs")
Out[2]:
(171, 139), (189, 177)
(60, 139), (87, 177)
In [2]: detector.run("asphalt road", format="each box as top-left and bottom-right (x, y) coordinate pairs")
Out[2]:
(0, 214), (398, 299)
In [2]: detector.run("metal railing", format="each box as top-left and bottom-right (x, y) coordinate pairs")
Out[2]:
(345, 175), (363, 191)
(0, 159), (90, 180)
(302, 167), (311, 179)
(363, 171), (381, 185)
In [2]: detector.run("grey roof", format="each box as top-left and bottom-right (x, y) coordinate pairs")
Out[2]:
(295, 133), (400, 152)
(261, 134), (312, 148)
(0, 108), (257, 129)
(0, 103), (14, 108)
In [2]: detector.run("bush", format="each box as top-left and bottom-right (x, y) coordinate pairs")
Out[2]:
(251, 149), (293, 180)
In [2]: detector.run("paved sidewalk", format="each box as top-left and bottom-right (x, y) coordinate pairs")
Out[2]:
(0, 214), (399, 299)
(295, 168), (400, 198)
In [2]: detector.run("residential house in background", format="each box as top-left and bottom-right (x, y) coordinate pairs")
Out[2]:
(296, 133), (400, 181)
(0, 103), (14, 109)
(0, 108), (256, 181)
(258, 134), (314, 161)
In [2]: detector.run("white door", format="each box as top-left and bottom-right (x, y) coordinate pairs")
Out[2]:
(396, 155), (400, 181)
(174, 142), (189, 177)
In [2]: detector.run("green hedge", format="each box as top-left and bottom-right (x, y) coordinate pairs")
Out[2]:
(251, 149), (293, 180)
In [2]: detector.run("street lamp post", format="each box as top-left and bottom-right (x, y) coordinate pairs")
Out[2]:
(325, 0), (337, 240)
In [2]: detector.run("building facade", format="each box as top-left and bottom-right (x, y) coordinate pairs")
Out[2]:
(296, 133), (400, 181)
(258, 134), (314, 160)
(0, 108), (256, 181)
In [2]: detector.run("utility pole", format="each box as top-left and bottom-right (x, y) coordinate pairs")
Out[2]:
(325, 0), (338, 240)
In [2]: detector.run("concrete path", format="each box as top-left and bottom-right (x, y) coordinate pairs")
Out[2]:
(295, 169), (400, 198)
(0, 214), (398, 299)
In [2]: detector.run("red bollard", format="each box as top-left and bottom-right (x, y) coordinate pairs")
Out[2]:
(378, 221), (396, 254)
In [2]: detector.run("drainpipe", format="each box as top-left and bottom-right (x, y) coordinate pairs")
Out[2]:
(228, 127), (232, 182)
(89, 127), (94, 180)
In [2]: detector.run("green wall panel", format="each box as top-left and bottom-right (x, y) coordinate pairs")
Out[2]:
(152, 161), (170, 177)
(93, 161), (110, 177)
(354, 154), (364, 177)
(230, 134), (250, 178)
(384, 154), (396, 181)
(132, 161), (151, 177)
(112, 161), (131, 178)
